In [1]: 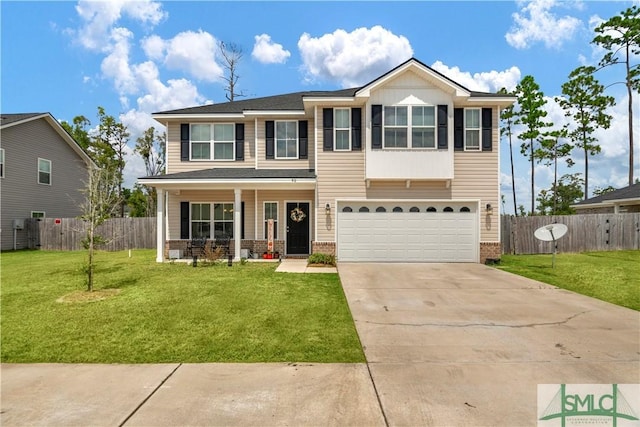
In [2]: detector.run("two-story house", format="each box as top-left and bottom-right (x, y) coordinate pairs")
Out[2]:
(140, 58), (515, 263)
(0, 113), (94, 250)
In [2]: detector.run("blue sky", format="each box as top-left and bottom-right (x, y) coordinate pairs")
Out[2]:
(1, 0), (638, 214)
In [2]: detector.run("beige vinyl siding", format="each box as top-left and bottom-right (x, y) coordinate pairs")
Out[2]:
(316, 104), (500, 243)
(167, 189), (313, 241)
(0, 117), (89, 250)
(255, 118), (315, 170)
(165, 121), (256, 174)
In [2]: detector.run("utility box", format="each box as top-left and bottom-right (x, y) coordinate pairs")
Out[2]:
(168, 249), (181, 259)
(13, 219), (24, 230)
(240, 249), (249, 259)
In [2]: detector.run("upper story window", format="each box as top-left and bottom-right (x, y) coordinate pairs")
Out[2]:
(190, 124), (235, 161)
(383, 105), (436, 149)
(411, 106), (436, 148)
(275, 121), (298, 159)
(38, 158), (51, 185)
(0, 148), (4, 178)
(384, 106), (408, 148)
(31, 211), (45, 218)
(464, 109), (481, 151)
(334, 108), (351, 151)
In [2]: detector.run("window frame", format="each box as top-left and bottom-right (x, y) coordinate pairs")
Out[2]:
(37, 158), (51, 185)
(189, 123), (235, 161)
(464, 108), (481, 151)
(411, 105), (436, 149)
(190, 203), (211, 239)
(31, 211), (45, 218)
(213, 202), (234, 238)
(263, 201), (279, 240)
(334, 108), (351, 151)
(274, 120), (299, 159)
(383, 105), (438, 149)
(0, 148), (4, 178)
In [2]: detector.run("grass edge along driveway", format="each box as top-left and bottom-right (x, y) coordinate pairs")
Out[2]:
(1, 250), (365, 364)
(496, 250), (639, 311)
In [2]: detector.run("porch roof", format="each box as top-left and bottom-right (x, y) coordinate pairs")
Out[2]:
(138, 168), (317, 190)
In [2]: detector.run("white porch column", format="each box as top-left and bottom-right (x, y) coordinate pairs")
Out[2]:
(156, 188), (165, 262)
(234, 188), (242, 261)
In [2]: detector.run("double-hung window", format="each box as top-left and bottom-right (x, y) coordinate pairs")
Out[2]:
(383, 106), (408, 148)
(465, 109), (481, 151)
(191, 203), (211, 238)
(334, 108), (351, 150)
(0, 148), (4, 178)
(38, 158), (51, 185)
(275, 121), (298, 159)
(31, 211), (45, 218)
(190, 124), (234, 160)
(214, 203), (234, 238)
(264, 202), (278, 239)
(411, 106), (436, 148)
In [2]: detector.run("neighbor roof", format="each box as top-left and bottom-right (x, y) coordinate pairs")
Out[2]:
(0, 113), (47, 127)
(573, 183), (640, 207)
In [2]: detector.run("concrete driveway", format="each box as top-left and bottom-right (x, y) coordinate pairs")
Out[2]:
(338, 263), (640, 426)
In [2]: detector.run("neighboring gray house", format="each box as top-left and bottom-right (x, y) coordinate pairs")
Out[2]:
(0, 113), (94, 250)
(572, 183), (640, 214)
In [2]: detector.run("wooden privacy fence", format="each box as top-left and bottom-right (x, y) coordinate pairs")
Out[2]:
(26, 217), (157, 251)
(501, 213), (640, 255)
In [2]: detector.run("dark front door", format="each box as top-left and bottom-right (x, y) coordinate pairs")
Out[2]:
(286, 202), (310, 255)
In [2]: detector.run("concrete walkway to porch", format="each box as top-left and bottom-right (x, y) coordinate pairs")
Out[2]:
(275, 258), (337, 273)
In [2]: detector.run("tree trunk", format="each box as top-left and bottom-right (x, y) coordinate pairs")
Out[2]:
(530, 138), (535, 214)
(553, 141), (558, 215)
(627, 43), (634, 186)
(88, 230), (94, 292)
(509, 130), (517, 216)
(584, 135), (589, 200)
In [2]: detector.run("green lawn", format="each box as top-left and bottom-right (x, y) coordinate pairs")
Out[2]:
(497, 250), (640, 311)
(1, 250), (364, 363)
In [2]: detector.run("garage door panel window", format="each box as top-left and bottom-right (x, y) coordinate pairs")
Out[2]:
(342, 206), (353, 212)
(359, 207), (370, 212)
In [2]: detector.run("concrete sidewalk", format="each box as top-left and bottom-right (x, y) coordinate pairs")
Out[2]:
(275, 258), (337, 273)
(1, 363), (384, 426)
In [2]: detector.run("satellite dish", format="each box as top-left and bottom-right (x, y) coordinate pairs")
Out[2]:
(534, 223), (568, 242)
(534, 223), (568, 268)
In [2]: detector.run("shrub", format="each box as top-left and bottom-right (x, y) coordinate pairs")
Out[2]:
(307, 253), (336, 266)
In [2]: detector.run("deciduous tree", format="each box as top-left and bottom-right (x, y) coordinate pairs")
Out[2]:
(537, 173), (584, 215)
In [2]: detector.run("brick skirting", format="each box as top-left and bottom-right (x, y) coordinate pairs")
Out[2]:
(165, 239), (285, 259)
(312, 241), (336, 256)
(480, 242), (501, 264)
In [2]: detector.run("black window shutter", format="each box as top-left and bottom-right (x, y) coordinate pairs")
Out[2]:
(482, 108), (493, 151)
(351, 108), (362, 151)
(235, 123), (244, 161)
(180, 124), (190, 161)
(241, 201), (245, 240)
(453, 108), (464, 151)
(437, 105), (448, 150)
(323, 108), (333, 151)
(265, 121), (275, 159)
(298, 120), (308, 159)
(180, 202), (189, 239)
(371, 105), (382, 149)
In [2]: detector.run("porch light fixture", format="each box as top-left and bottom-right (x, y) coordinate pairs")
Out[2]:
(486, 203), (493, 215)
(325, 203), (331, 214)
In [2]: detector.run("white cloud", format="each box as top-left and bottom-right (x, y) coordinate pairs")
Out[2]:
(73, 0), (166, 51)
(162, 30), (223, 82)
(100, 27), (138, 95)
(298, 26), (413, 87)
(430, 61), (521, 92)
(505, 0), (582, 49)
(252, 34), (291, 64)
(141, 34), (166, 60)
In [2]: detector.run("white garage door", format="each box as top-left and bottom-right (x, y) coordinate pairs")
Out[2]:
(337, 201), (478, 262)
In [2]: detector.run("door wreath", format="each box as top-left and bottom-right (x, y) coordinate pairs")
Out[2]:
(290, 207), (306, 222)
